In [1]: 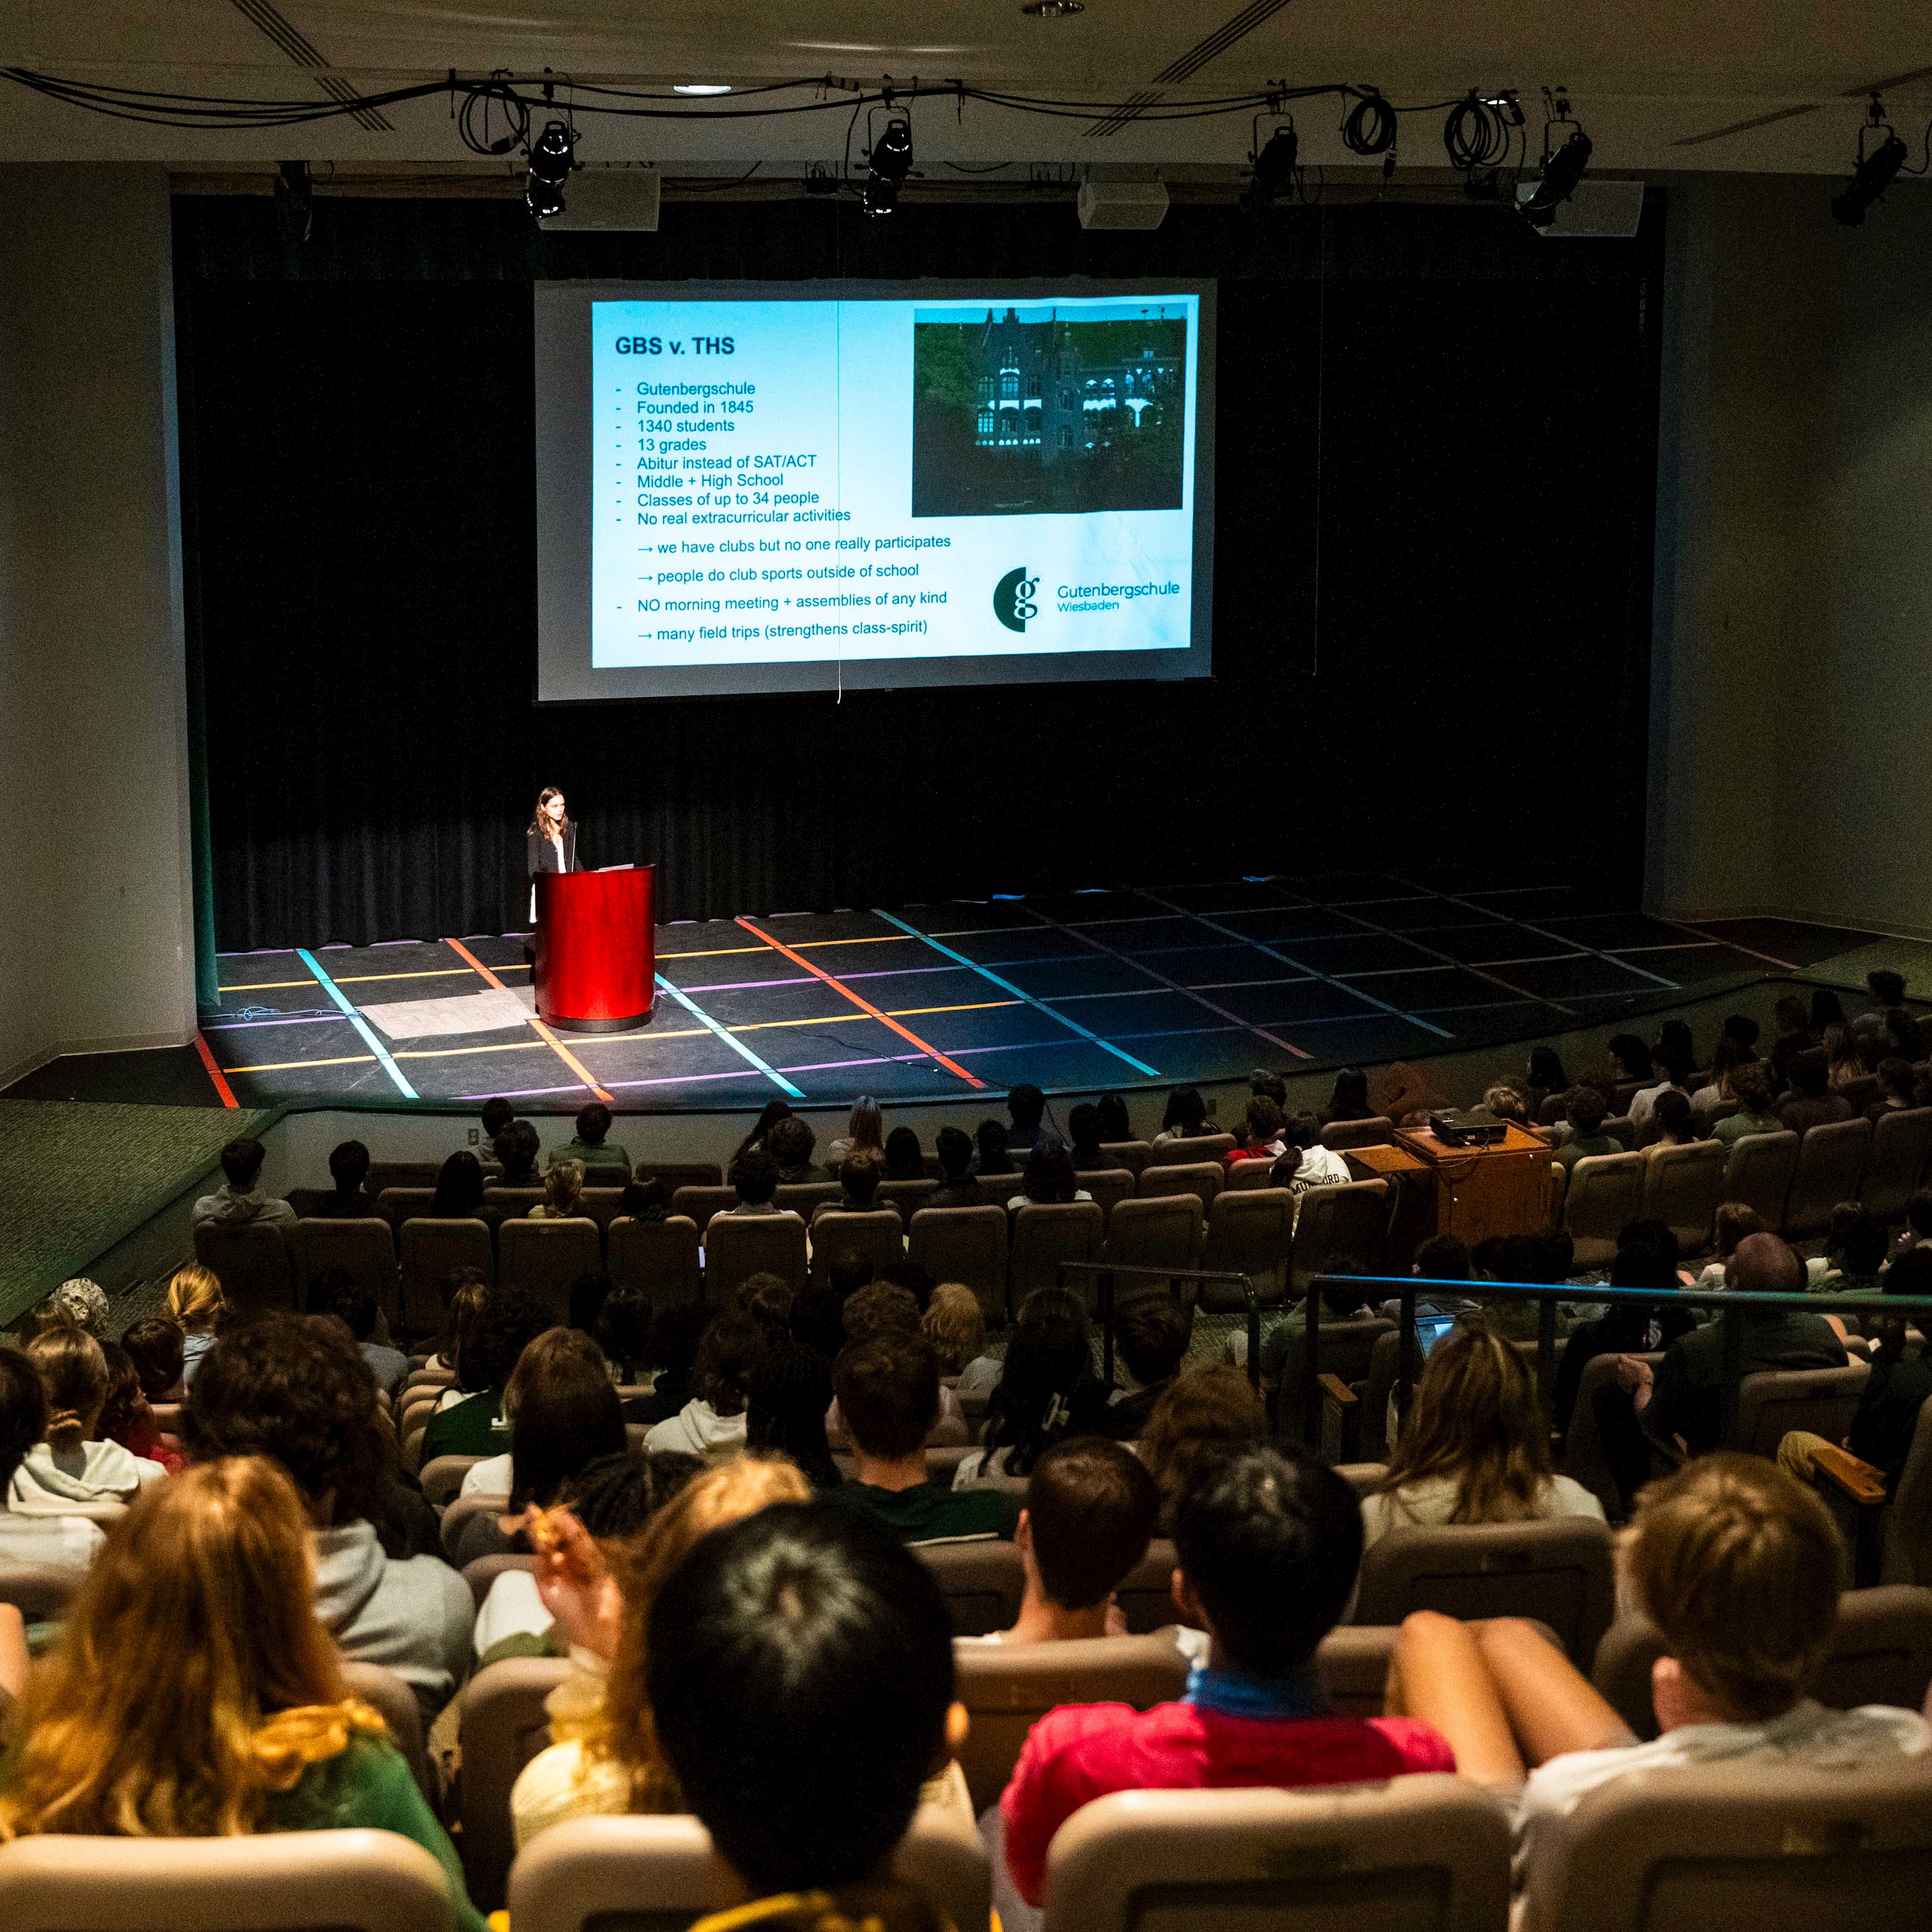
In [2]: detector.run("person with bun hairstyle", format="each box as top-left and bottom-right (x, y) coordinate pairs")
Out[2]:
(167, 1261), (226, 1387)
(0, 1346), (108, 1570)
(10, 1326), (164, 1509)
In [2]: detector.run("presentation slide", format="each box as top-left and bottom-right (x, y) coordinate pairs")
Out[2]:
(534, 280), (1214, 702)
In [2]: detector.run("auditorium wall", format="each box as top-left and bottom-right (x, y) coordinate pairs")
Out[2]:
(0, 164), (199, 1086)
(1648, 172), (1932, 937)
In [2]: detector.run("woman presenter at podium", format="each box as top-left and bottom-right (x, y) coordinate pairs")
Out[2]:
(527, 786), (577, 922)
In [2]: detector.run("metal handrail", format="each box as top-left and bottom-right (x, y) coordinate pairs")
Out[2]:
(1299, 1272), (1932, 1451)
(1057, 1262), (1262, 1392)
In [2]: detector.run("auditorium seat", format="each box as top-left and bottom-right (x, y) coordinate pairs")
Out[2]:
(497, 1218), (601, 1319)
(1098, 1139), (1151, 1177)
(1270, 1313), (1395, 1451)
(1143, 1132), (1236, 1167)
(1516, 1753), (1932, 1932)
(1007, 1202), (1104, 1318)
(1113, 1537), (1180, 1635)
(365, 1160), (443, 1198)
(1720, 1128), (1801, 1231)
(1133, 1160), (1224, 1213)
(667, 1185), (736, 1235)
(909, 1206), (1008, 1326)
(447, 1507), (518, 1570)
(606, 1214), (702, 1306)
(463, 1552), (538, 1608)
(577, 1187), (626, 1232)
(835, 1445), (978, 1489)
(375, 1187), (436, 1231)
(954, 1634), (1191, 1810)
(1559, 1352), (1663, 1521)
(286, 1218), (399, 1326)
(705, 1213), (808, 1297)
(1222, 1156), (1282, 1191)
(628, 1160), (723, 1193)
(338, 1660), (434, 1805)
(0, 1560), (81, 1622)
(482, 1185), (546, 1219)
(1102, 1194), (1204, 1291)
(192, 1221), (296, 1318)
(1077, 1165), (1137, 1226)
(418, 1455), (484, 1507)
(1321, 1115), (1395, 1152)
(806, 1207), (904, 1288)
(775, 1180), (841, 1218)
(1860, 1106), (1932, 1221)
(440, 1490), (511, 1563)
(1352, 1517), (1618, 1669)
(506, 1807), (989, 1932)
(1288, 1179), (1389, 1301)
(1640, 1140), (1729, 1257)
(916, 1538), (1025, 1636)
(1562, 1152), (1649, 1272)
(1733, 1362), (1870, 1458)
(875, 1177), (938, 1228)
(1592, 1585), (1932, 1742)
(1038, 1778), (1511, 1932)
(1783, 1116), (1874, 1238)
(0, 1830), (457, 1932)
(397, 1219), (493, 1334)
(1602, 1113), (1636, 1150)
(1198, 1187), (1294, 1306)
(458, 1655), (570, 1909)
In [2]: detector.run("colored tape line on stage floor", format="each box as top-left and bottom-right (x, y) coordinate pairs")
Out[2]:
(295, 949), (419, 1100)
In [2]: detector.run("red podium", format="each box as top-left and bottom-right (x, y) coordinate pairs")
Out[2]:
(531, 865), (657, 1033)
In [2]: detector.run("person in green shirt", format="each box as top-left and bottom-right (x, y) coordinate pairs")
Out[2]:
(1553, 1086), (1621, 1171)
(555, 1100), (631, 1180)
(0, 1456), (484, 1932)
(418, 1285), (556, 1464)
(1709, 1062), (1783, 1148)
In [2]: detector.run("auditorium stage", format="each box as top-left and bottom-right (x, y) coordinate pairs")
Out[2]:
(7, 875), (1900, 1117)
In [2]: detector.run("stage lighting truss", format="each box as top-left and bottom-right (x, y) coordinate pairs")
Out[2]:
(1830, 94), (1926, 227)
(1517, 87), (1591, 228)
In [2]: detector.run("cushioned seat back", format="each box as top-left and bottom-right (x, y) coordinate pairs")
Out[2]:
(1199, 1187), (1292, 1306)
(1321, 1116), (1395, 1150)
(666, 1185), (736, 1233)
(1784, 1116), (1874, 1238)
(1008, 1201), (1104, 1311)
(605, 1215), (702, 1306)
(338, 1659), (432, 1803)
(1733, 1361), (1870, 1456)
(806, 1208), (904, 1288)
(482, 1185), (545, 1219)
(191, 1220), (294, 1317)
(1078, 1167), (1137, 1224)
(908, 1206), (1009, 1327)
(417, 1453), (484, 1506)
(1560, 1350), (1663, 1520)
(578, 1187), (626, 1231)
(1134, 1160), (1224, 1211)
(0, 1560), (82, 1622)
(458, 1654), (572, 1910)
(1289, 1179), (1389, 1299)
(914, 1538), (1025, 1637)
(1562, 1153), (1650, 1271)
(704, 1213), (808, 1296)
(1113, 1536), (1180, 1634)
(376, 1187), (436, 1228)
(397, 1218), (493, 1333)
(287, 1218), (400, 1324)
(1719, 1129), (1800, 1228)
(1103, 1194), (1204, 1291)
(497, 1218), (601, 1318)
(1099, 1140), (1151, 1177)
(462, 1550), (538, 1607)
(1862, 1108), (1932, 1221)
(875, 1177), (938, 1228)
(774, 1180), (841, 1218)
(1882, 1396), (1932, 1587)
(1145, 1133), (1236, 1167)
(1640, 1141), (1730, 1257)
(1270, 1315), (1396, 1446)
(629, 1161), (723, 1192)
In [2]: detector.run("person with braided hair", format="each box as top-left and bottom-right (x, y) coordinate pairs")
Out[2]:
(10, 1324), (164, 1509)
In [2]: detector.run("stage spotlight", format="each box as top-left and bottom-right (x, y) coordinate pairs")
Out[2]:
(1243, 121), (1299, 208)
(526, 119), (576, 221)
(869, 114), (914, 185)
(1832, 101), (1911, 226)
(1519, 126), (1592, 227)
(275, 160), (312, 244)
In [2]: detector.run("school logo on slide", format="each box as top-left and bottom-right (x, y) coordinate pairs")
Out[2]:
(992, 567), (1038, 634)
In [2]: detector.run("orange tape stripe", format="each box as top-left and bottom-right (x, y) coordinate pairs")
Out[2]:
(444, 936), (614, 1104)
(192, 1033), (240, 1108)
(735, 918), (985, 1089)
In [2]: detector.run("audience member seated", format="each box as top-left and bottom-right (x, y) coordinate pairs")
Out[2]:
(1374, 1061), (1449, 1126)
(192, 1134), (296, 1229)
(419, 1287), (554, 1463)
(185, 1315), (474, 1718)
(1690, 1201), (1765, 1288)
(731, 1101), (794, 1167)
(1465, 1084), (1531, 1128)
(509, 1458), (812, 1848)
(569, 1270), (614, 1345)
(1225, 1095), (1286, 1167)
(96, 1339), (184, 1475)
(557, 1099), (631, 1178)
(826, 1094), (884, 1169)
(1779, 1046), (1854, 1138)
(428, 1149), (499, 1227)
(1377, 1235), (1478, 1326)
(11, 1326), (165, 1508)
(1708, 1061), (1782, 1145)
(1811, 1202), (1888, 1296)
(494, 1118), (543, 1184)
(1617, 1233), (1846, 1458)
(1363, 1318), (1605, 1548)
(825, 1253), (875, 1302)
(1153, 1086), (1214, 1146)
(1104, 1293), (1193, 1439)
(955, 1289), (1109, 1487)
(1629, 1043), (1693, 1133)
(968, 1438), (1160, 1647)
(734, 1270), (794, 1340)
(462, 1326), (628, 1504)
(471, 1096), (516, 1158)
(1779, 1247), (1932, 1501)
(878, 1258), (936, 1315)
(1637, 1087), (1700, 1152)
(530, 1156), (586, 1221)
(1323, 1067), (1374, 1124)
(619, 1175), (671, 1222)
(884, 1125), (926, 1182)
(121, 1313), (186, 1404)
(425, 1267), (491, 1380)
(767, 1113), (823, 1184)
(1387, 1454), (1929, 1891)
(1554, 1085), (1619, 1169)
(923, 1280), (997, 1399)
(1823, 1020), (1866, 1091)
(726, 1146), (802, 1221)
(832, 1332), (1018, 1543)
(1067, 1103), (1109, 1174)
(789, 1285), (846, 1362)
(1270, 1111), (1352, 1193)
(1522, 1048), (1568, 1121)
(1607, 1033), (1654, 1089)
(1687, 1036), (1748, 1118)
(1138, 1365), (1269, 1530)
(0, 1346), (105, 1568)
(0, 1457), (484, 1932)
(614, 1301), (704, 1424)
(1231, 1263), (1377, 1382)
(311, 1138), (379, 1218)
(1006, 1139), (1090, 1214)
(815, 1147), (887, 1221)
(1870, 1055), (1919, 1119)
(1006, 1082), (1048, 1155)
(1555, 1238), (1698, 1465)
(830, 1287), (967, 1450)
(1096, 1092), (1133, 1141)
(644, 1312), (760, 1458)
(975, 1118), (1015, 1178)
(927, 1126), (984, 1208)
(645, 1501), (962, 1931)
(745, 1338), (840, 1488)
(44, 1277), (109, 1339)
(1000, 1448), (1455, 1907)
(313, 1272), (411, 1396)
(1891, 1189), (1932, 1265)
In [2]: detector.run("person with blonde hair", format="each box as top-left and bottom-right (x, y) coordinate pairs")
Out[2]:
(531, 1157), (586, 1221)
(0, 1457), (484, 1930)
(10, 1326), (164, 1510)
(167, 1261), (226, 1387)
(509, 1455), (812, 1848)
(921, 1280), (995, 1394)
(1138, 1364), (1268, 1528)
(824, 1095), (884, 1169)
(1363, 1318), (1603, 1548)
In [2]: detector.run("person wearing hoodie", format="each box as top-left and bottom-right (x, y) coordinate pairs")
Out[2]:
(643, 1312), (759, 1458)
(10, 1326), (165, 1511)
(0, 1346), (106, 1569)
(191, 1135), (296, 1229)
(186, 1313), (472, 1720)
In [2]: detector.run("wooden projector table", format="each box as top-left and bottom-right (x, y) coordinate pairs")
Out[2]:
(1353, 1122), (1553, 1254)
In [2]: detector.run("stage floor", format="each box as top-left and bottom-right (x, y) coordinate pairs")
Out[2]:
(5, 875), (1898, 1114)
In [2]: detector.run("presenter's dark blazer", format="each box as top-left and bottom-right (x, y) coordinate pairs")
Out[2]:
(527, 824), (579, 876)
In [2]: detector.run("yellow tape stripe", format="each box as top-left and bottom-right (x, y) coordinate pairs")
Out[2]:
(334, 968), (479, 984)
(656, 944), (769, 960)
(225, 1054), (375, 1073)
(218, 979), (319, 992)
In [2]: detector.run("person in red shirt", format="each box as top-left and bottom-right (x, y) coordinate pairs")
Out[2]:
(999, 1447), (1453, 1906)
(1223, 1095), (1286, 1169)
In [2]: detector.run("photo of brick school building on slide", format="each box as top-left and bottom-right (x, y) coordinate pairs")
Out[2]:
(913, 304), (1188, 516)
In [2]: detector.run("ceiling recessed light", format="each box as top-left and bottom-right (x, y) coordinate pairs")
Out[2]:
(674, 83), (733, 96)
(1022, 1), (1085, 14)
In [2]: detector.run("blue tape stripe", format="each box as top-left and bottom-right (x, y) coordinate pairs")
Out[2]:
(296, 948), (419, 1099)
(654, 975), (806, 1099)
(872, 909), (1162, 1079)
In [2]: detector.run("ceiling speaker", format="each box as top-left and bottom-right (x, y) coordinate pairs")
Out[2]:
(548, 170), (662, 232)
(1519, 178), (1645, 238)
(1076, 180), (1170, 230)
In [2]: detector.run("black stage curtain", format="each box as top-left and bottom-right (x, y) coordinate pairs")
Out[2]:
(174, 194), (1665, 950)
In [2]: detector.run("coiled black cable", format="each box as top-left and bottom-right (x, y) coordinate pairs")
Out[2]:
(1340, 89), (1397, 157)
(1442, 91), (1514, 172)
